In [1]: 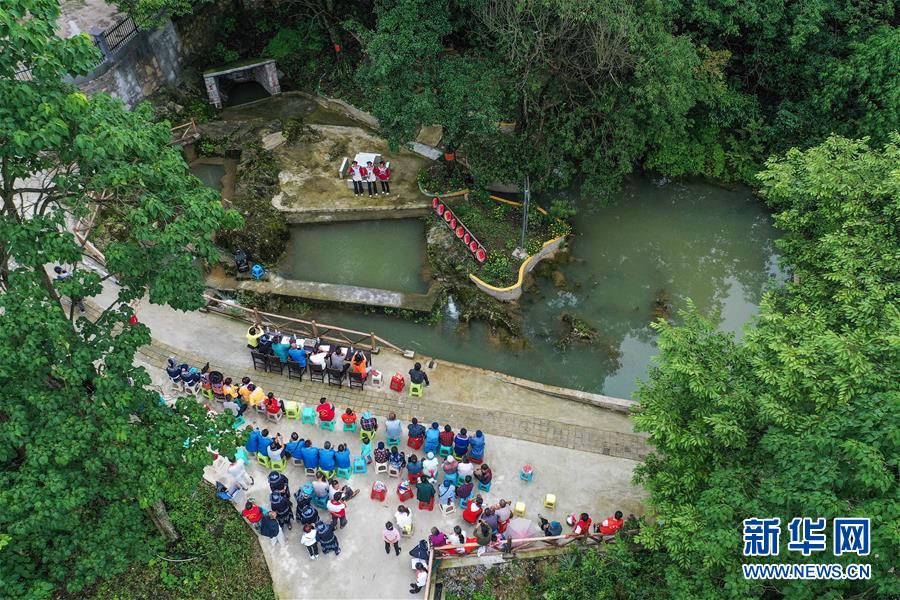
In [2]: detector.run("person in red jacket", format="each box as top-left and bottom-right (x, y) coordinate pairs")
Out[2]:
(316, 397), (335, 422)
(375, 160), (391, 195)
(242, 500), (264, 530)
(264, 392), (283, 415)
(573, 512), (592, 536)
(438, 425), (455, 449)
(595, 511), (625, 536)
(341, 407), (357, 426)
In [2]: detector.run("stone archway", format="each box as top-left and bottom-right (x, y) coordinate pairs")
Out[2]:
(203, 59), (280, 109)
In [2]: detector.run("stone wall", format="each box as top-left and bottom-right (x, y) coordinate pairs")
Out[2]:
(76, 0), (232, 107)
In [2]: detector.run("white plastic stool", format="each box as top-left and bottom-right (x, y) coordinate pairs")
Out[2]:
(370, 370), (383, 387)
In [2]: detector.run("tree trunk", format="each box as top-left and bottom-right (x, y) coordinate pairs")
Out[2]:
(147, 499), (180, 542)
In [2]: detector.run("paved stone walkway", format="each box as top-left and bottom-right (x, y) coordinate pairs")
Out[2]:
(141, 337), (651, 461)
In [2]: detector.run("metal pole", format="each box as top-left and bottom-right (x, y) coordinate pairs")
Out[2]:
(520, 174), (530, 249)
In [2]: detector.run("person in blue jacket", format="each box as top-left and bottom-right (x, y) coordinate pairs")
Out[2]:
(257, 429), (273, 458)
(285, 432), (305, 460)
(246, 428), (262, 454)
(272, 336), (291, 363)
(469, 430), (486, 460)
(288, 342), (307, 366)
(424, 422), (441, 454)
(318, 441), (336, 475)
(300, 440), (319, 471)
(335, 443), (351, 470)
(453, 428), (470, 458)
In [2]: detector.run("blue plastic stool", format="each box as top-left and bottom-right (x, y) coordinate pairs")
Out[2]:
(386, 437), (400, 447)
(337, 466), (352, 480)
(520, 469), (534, 482)
(251, 264), (265, 280)
(443, 472), (458, 486)
(478, 480), (492, 492)
(301, 407), (316, 424)
(353, 457), (367, 473)
(320, 419), (336, 431)
(343, 421), (357, 432)
(458, 494), (472, 508)
(438, 445), (452, 458)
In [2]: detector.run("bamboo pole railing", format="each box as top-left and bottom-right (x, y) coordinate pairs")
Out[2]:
(202, 293), (402, 353)
(169, 120), (200, 146)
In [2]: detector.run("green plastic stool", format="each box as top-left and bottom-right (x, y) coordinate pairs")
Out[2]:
(318, 468), (335, 480)
(386, 437), (400, 447)
(353, 457), (367, 473)
(360, 428), (374, 441)
(336, 466), (352, 479)
(257, 454), (272, 469)
(270, 457), (287, 473)
(409, 382), (424, 397)
(301, 407), (316, 424)
(343, 421), (357, 432)
(320, 418), (336, 431)
(438, 445), (452, 458)
(202, 388), (214, 402)
(284, 401), (301, 419)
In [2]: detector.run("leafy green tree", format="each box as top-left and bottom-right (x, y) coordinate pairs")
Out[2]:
(632, 135), (899, 599)
(0, 1), (243, 596)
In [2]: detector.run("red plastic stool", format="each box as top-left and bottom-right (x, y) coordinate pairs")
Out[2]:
(370, 481), (386, 501)
(390, 373), (405, 392)
(407, 436), (424, 450)
(397, 484), (414, 502)
(418, 496), (435, 511)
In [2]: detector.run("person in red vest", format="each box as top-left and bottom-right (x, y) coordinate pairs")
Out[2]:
(242, 500), (265, 530)
(264, 392), (283, 416)
(573, 512), (592, 536)
(365, 161), (378, 197)
(595, 510), (625, 536)
(316, 396), (335, 422)
(375, 160), (391, 195)
(348, 160), (363, 196)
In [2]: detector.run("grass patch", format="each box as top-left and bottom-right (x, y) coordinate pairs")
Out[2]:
(77, 484), (275, 600)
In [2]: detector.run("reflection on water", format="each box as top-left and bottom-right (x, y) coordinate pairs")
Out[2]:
(295, 176), (782, 398)
(279, 219), (429, 294)
(220, 92), (361, 126)
(190, 163), (225, 193)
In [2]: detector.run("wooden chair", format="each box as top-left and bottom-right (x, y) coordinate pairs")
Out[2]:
(250, 351), (268, 372)
(326, 368), (345, 388)
(309, 363), (326, 383)
(267, 355), (285, 375)
(287, 359), (306, 381)
(348, 371), (366, 391)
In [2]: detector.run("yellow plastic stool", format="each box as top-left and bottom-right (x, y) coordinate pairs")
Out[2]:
(409, 382), (424, 397)
(513, 501), (526, 517)
(543, 494), (557, 509)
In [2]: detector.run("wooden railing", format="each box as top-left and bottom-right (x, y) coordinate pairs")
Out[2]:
(424, 531), (622, 598)
(202, 294), (402, 353)
(170, 120), (200, 146)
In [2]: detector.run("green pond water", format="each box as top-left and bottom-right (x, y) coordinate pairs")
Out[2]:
(292, 176), (782, 399)
(280, 219), (429, 294)
(221, 92), (361, 126)
(190, 163), (225, 193)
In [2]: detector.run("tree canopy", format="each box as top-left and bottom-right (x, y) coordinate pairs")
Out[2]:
(630, 135), (899, 599)
(0, 1), (242, 596)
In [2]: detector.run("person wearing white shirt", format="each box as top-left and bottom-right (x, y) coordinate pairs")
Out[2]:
(226, 457), (253, 489)
(310, 350), (328, 369)
(301, 523), (319, 560)
(457, 456), (474, 479)
(348, 161), (363, 196)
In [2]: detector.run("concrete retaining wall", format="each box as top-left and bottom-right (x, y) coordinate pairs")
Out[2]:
(312, 94), (380, 128)
(469, 235), (567, 301)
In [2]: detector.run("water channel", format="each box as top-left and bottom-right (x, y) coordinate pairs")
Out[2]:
(292, 176), (782, 399)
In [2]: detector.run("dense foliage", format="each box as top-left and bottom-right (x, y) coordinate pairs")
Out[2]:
(0, 1), (243, 596)
(630, 135), (899, 599)
(82, 484), (275, 600)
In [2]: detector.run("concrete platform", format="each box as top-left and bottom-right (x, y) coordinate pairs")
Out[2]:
(236, 274), (442, 312)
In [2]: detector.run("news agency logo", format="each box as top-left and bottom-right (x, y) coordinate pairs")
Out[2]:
(741, 517), (872, 580)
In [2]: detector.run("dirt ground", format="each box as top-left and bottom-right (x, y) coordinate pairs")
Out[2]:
(272, 125), (433, 213)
